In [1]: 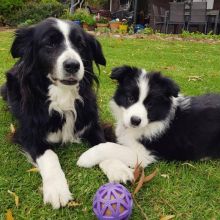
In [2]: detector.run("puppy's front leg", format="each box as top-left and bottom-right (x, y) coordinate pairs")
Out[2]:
(99, 159), (134, 183)
(77, 142), (137, 168)
(36, 149), (72, 209)
(77, 141), (157, 169)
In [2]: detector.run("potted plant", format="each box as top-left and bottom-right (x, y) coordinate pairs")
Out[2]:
(109, 18), (121, 32)
(119, 19), (128, 34)
(72, 8), (89, 26)
(60, 9), (81, 25)
(96, 16), (109, 28)
(82, 14), (96, 31)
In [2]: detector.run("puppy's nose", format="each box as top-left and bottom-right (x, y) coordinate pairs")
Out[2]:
(63, 59), (80, 74)
(130, 116), (141, 127)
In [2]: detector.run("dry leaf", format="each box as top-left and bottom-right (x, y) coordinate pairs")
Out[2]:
(163, 66), (176, 71)
(10, 124), (15, 134)
(161, 174), (169, 179)
(144, 169), (157, 183)
(26, 167), (39, 173)
(6, 209), (14, 220)
(8, 190), (19, 208)
(133, 168), (145, 196)
(133, 161), (142, 183)
(67, 201), (81, 207)
(188, 76), (202, 82)
(182, 163), (196, 168)
(160, 215), (175, 220)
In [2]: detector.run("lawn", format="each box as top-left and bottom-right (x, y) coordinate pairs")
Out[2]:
(0, 30), (220, 220)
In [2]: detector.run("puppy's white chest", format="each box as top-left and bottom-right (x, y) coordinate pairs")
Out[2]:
(47, 84), (82, 144)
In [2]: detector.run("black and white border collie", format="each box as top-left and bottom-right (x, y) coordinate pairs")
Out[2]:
(78, 65), (220, 183)
(1, 18), (106, 208)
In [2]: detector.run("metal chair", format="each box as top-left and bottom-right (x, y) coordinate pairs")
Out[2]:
(152, 4), (166, 32)
(187, 2), (208, 34)
(166, 2), (186, 34)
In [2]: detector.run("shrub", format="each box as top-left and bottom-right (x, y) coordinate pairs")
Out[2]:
(84, 15), (96, 26)
(85, 0), (108, 9)
(61, 8), (96, 26)
(0, 0), (24, 17)
(4, 1), (66, 26)
(60, 9), (76, 21)
(72, 8), (90, 22)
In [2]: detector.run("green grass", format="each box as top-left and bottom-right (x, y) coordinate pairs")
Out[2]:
(0, 31), (220, 220)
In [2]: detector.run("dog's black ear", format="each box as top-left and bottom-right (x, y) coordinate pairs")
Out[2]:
(150, 72), (180, 97)
(87, 34), (106, 66)
(11, 27), (34, 58)
(110, 65), (138, 83)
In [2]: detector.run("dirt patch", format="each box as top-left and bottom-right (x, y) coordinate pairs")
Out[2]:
(1, 27), (220, 44)
(93, 31), (220, 44)
(0, 26), (16, 32)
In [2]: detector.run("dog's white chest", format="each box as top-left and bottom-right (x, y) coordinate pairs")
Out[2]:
(46, 84), (82, 144)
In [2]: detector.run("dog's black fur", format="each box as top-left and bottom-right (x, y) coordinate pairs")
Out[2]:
(1, 18), (106, 161)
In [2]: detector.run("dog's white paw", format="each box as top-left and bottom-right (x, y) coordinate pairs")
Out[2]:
(77, 142), (125, 168)
(77, 146), (101, 168)
(99, 159), (134, 184)
(42, 175), (72, 209)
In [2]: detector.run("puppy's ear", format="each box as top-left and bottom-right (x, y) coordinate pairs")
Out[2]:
(11, 27), (34, 58)
(87, 34), (106, 66)
(110, 65), (138, 83)
(150, 72), (180, 97)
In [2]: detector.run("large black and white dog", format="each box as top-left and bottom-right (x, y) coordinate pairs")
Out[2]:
(0, 18), (106, 208)
(78, 65), (220, 183)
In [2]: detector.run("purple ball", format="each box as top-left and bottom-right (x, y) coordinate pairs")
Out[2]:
(93, 183), (133, 220)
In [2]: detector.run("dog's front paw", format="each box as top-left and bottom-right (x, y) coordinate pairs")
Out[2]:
(42, 175), (72, 209)
(99, 159), (134, 184)
(77, 146), (102, 168)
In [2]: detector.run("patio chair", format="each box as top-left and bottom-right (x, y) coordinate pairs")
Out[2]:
(160, 7), (166, 17)
(166, 2), (186, 34)
(187, 2), (208, 34)
(152, 4), (166, 32)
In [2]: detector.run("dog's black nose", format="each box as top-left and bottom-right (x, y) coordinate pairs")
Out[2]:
(63, 59), (80, 74)
(130, 116), (141, 126)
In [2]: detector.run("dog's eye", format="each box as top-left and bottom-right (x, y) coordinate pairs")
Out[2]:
(127, 96), (135, 104)
(77, 37), (86, 48)
(147, 103), (152, 108)
(46, 40), (56, 49)
(144, 98), (153, 109)
(79, 40), (85, 48)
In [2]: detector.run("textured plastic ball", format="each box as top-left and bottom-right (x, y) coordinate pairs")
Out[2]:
(93, 183), (133, 220)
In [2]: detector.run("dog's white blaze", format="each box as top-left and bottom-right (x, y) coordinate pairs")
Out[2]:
(55, 19), (84, 81)
(123, 70), (149, 128)
(47, 84), (83, 144)
(36, 150), (72, 209)
(138, 69), (149, 102)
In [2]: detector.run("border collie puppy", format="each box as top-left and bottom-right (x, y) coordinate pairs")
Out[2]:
(78, 65), (220, 183)
(0, 18), (106, 208)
